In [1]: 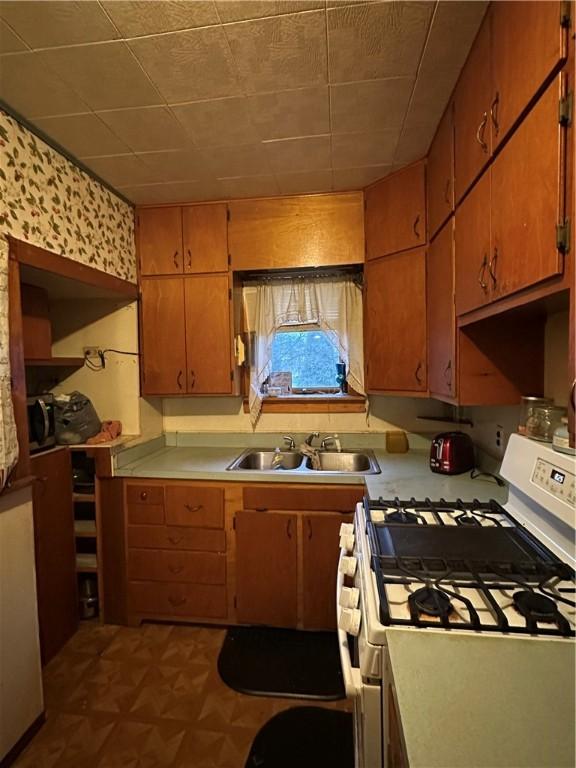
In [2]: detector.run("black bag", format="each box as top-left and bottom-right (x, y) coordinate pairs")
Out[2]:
(54, 391), (101, 445)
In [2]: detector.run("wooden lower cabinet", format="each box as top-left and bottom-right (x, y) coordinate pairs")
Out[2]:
(129, 582), (227, 618)
(31, 448), (78, 665)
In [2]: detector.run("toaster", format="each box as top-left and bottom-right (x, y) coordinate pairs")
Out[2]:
(430, 431), (475, 475)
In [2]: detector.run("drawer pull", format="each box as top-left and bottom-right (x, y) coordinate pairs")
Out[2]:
(140, 491), (148, 501)
(414, 361), (423, 385)
(168, 535), (183, 546)
(169, 564), (184, 575)
(184, 504), (203, 513)
(168, 595), (187, 607)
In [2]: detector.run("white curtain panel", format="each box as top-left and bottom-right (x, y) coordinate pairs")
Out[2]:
(0, 236), (19, 490)
(245, 276), (365, 425)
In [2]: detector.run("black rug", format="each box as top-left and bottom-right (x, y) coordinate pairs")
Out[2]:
(245, 707), (354, 768)
(217, 626), (345, 700)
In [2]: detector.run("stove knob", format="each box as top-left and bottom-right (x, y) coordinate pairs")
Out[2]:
(339, 532), (355, 552)
(339, 522), (354, 537)
(338, 608), (361, 636)
(339, 586), (360, 609)
(339, 555), (357, 578)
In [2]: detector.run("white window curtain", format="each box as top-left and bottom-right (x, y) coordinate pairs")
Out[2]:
(244, 276), (365, 425)
(0, 236), (19, 491)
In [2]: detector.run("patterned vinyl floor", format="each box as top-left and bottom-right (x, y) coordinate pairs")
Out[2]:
(14, 621), (352, 768)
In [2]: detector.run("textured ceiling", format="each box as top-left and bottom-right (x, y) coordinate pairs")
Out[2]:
(0, 0), (487, 205)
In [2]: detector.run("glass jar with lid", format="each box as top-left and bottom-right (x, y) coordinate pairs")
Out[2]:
(518, 396), (554, 434)
(525, 405), (567, 442)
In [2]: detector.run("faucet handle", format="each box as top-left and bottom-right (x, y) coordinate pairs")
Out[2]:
(282, 435), (296, 450)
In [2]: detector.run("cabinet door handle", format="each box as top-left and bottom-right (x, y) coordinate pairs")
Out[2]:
(490, 92), (500, 135)
(478, 254), (489, 292)
(168, 595), (187, 607)
(415, 361), (423, 385)
(169, 563), (184, 575)
(444, 179), (451, 206)
(444, 359), (452, 387)
(286, 519), (292, 539)
(177, 370), (183, 390)
(140, 491), (148, 501)
(189, 370), (195, 389)
(413, 214), (421, 239)
(173, 251), (179, 269)
(168, 535), (183, 545)
(476, 112), (489, 153)
(187, 249), (192, 269)
(184, 504), (203, 513)
(488, 247), (498, 287)
(570, 380), (575, 412)
(307, 519), (313, 540)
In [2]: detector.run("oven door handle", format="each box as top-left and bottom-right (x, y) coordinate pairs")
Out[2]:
(336, 548), (362, 698)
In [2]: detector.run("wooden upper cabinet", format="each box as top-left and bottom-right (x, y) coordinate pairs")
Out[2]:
(490, 0), (568, 149)
(454, 16), (492, 204)
(454, 170), (491, 316)
(228, 193), (364, 270)
(428, 219), (455, 399)
(365, 161), (426, 259)
(183, 204), (228, 274)
(491, 73), (565, 301)
(184, 274), (233, 394)
(140, 277), (187, 395)
(138, 207), (183, 276)
(365, 248), (427, 393)
(427, 102), (454, 240)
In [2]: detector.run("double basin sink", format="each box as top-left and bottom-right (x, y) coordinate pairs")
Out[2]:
(226, 448), (381, 475)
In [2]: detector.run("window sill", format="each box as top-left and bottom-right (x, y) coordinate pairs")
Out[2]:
(242, 394), (366, 414)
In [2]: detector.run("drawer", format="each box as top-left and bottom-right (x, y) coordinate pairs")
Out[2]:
(128, 582), (227, 619)
(126, 484), (164, 506)
(243, 485), (364, 512)
(127, 549), (226, 585)
(165, 485), (224, 528)
(127, 503), (165, 525)
(127, 525), (226, 553)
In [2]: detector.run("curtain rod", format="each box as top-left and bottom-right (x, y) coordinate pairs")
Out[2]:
(242, 266), (363, 284)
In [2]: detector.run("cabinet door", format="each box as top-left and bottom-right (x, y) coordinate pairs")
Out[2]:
(183, 203), (228, 274)
(454, 16), (492, 203)
(138, 207), (183, 276)
(365, 249), (427, 392)
(427, 102), (454, 240)
(491, 74), (564, 300)
(31, 449), (77, 665)
(184, 274), (233, 394)
(302, 513), (352, 630)
(365, 161), (426, 259)
(235, 510), (298, 628)
(454, 171), (491, 315)
(491, 1), (567, 149)
(428, 219), (455, 399)
(140, 278), (187, 395)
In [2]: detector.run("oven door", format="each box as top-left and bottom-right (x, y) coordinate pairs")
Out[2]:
(337, 548), (384, 768)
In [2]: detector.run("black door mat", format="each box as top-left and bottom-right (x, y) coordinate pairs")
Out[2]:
(245, 707), (354, 768)
(217, 626), (346, 700)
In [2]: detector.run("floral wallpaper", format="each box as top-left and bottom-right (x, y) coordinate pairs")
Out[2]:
(0, 109), (136, 282)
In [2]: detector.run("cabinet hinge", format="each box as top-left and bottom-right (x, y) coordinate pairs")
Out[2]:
(560, 1), (571, 27)
(556, 219), (571, 253)
(559, 92), (573, 126)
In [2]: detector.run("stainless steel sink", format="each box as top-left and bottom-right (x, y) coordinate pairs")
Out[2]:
(227, 450), (305, 471)
(226, 448), (380, 474)
(306, 451), (379, 473)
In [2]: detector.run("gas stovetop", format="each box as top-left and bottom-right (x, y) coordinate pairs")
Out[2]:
(363, 497), (576, 638)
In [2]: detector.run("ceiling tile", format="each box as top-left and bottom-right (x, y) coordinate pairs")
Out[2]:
(0, 1), (119, 48)
(118, 180), (226, 205)
(220, 174), (279, 199)
(0, 18), (28, 52)
(136, 149), (209, 182)
(35, 113), (130, 157)
(393, 122), (431, 165)
(171, 97), (259, 148)
(82, 153), (156, 186)
(129, 27), (241, 104)
(332, 164), (393, 190)
(224, 11), (327, 94)
(200, 143), (272, 177)
(0, 51), (88, 117)
(101, 1), (220, 38)
(331, 130), (398, 168)
(264, 135), (331, 173)
(247, 86), (329, 140)
(96, 106), (188, 153)
(39, 41), (162, 111)
(420, 1), (488, 75)
(331, 77), (413, 134)
(216, 1), (324, 24)
(275, 169), (333, 195)
(327, 1), (433, 83)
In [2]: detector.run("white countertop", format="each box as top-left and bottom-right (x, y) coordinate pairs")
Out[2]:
(386, 628), (576, 768)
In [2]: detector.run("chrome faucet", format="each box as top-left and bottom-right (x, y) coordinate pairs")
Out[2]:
(304, 431), (319, 446)
(321, 434), (342, 452)
(282, 435), (296, 450)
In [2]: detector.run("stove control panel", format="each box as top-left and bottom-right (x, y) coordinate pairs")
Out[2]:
(531, 458), (575, 506)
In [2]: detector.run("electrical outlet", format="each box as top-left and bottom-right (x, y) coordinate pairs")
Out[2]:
(83, 346), (100, 359)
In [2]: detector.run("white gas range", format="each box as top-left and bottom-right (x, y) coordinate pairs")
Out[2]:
(336, 434), (576, 768)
